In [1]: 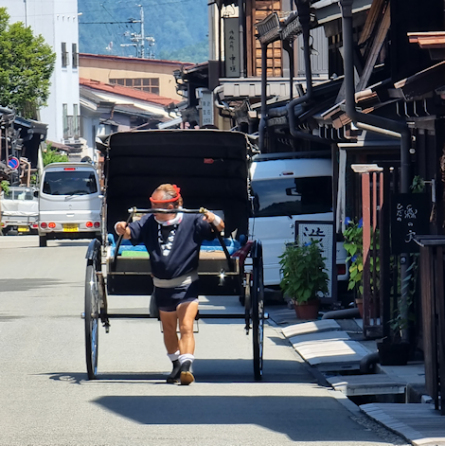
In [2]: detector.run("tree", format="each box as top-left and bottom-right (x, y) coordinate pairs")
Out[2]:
(0, 8), (55, 118)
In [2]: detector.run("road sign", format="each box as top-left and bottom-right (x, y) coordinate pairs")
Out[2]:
(7, 157), (19, 170)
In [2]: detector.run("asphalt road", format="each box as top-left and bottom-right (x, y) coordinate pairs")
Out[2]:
(0, 235), (407, 449)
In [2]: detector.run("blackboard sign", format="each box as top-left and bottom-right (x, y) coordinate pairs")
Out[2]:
(391, 194), (429, 254)
(295, 220), (335, 301)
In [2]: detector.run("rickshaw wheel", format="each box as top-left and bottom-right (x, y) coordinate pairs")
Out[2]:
(251, 241), (264, 381)
(85, 264), (100, 379)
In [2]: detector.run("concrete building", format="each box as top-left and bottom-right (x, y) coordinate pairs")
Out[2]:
(1, 0), (81, 151)
(79, 53), (192, 103)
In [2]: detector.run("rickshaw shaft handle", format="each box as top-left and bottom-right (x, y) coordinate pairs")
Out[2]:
(128, 207), (207, 214)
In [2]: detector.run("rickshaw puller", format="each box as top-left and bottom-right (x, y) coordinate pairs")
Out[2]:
(114, 184), (224, 385)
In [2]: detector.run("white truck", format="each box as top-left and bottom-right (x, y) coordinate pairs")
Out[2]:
(37, 162), (103, 247)
(0, 186), (39, 235)
(249, 152), (348, 302)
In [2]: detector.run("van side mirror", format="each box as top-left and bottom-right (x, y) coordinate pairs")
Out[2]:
(33, 190), (39, 198)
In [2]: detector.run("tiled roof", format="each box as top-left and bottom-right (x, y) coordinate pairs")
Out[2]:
(79, 78), (178, 106)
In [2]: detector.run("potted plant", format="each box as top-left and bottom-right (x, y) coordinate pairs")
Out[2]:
(279, 239), (329, 319)
(343, 219), (380, 316)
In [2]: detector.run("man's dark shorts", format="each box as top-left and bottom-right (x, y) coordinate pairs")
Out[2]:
(150, 280), (199, 314)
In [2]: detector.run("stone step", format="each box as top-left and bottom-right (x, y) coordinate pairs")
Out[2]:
(327, 373), (407, 396)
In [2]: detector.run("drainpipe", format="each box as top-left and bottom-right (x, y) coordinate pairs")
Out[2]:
(340, 0), (411, 190)
(239, 0), (246, 78)
(283, 39), (295, 100)
(340, 0), (411, 342)
(259, 43), (268, 152)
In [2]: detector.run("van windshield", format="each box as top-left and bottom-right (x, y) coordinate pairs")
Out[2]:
(252, 176), (332, 217)
(42, 171), (98, 196)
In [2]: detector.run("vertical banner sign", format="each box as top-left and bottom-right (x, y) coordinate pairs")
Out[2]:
(199, 90), (214, 126)
(224, 17), (240, 78)
(391, 193), (429, 254)
(295, 221), (335, 301)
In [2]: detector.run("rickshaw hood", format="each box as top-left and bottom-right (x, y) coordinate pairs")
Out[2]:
(104, 129), (251, 238)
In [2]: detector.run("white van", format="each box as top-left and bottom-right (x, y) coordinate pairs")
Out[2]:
(249, 152), (348, 300)
(38, 162), (102, 247)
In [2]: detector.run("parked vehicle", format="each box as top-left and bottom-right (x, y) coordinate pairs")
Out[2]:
(0, 186), (39, 234)
(38, 162), (103, 247)
(249, 152), (348, 301)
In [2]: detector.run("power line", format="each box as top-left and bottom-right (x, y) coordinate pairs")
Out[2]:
(79, 21), (139, 24)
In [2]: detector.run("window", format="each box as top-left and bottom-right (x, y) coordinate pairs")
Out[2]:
(61, 42), (69, 67)
(109, 77), (160, 95)
(251, 176), (333, 217)
(72, 43), (78, 68)
(42, 171), (98, 196)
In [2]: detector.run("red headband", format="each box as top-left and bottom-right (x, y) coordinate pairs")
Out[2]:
(149, 185), (181, 204)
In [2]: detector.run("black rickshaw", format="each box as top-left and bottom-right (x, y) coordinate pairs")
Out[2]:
(84, 129), (265, 380)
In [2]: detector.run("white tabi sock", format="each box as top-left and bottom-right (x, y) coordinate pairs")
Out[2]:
(178, 353), (195, 365)
(167, 350), (180, 362)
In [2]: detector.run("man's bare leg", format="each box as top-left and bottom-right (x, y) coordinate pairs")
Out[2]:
(177, 301), (199, 384)
(160, 310), (181, 383)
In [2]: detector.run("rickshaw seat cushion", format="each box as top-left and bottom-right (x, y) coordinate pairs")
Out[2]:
(200, 238), (241, 254)
(107, 234), (241, 256)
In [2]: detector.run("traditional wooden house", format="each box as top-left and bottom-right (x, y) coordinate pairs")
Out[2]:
(192, 0), (445, 411)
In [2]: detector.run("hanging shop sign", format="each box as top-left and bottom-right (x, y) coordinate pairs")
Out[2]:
(224, 17), (240, 78)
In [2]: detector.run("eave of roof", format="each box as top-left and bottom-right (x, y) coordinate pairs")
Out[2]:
(79, 78), (178, 106)
(78, 53), (194, 68)
(46, 140), (74, 153)
(313, 0), (373, 24)
(80, 87), (115, 110)
(408, 32), (445, 48)
(393, 60), (445, 101)
(113, 103), (161, 118)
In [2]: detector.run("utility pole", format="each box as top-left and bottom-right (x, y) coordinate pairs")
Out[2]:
(120, 4), (155, 58)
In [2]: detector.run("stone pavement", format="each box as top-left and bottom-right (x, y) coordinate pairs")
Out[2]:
(266, 304), (445, 446)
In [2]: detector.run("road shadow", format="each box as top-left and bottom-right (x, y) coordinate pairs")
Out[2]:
(39, 240), (91, 248)
(46, 372), (168, 385)
(91, 394), (385, 443)
(45, 358), (317, 386)
(0, 278), (66, 292)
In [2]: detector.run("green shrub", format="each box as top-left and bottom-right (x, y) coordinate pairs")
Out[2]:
(42, 144), (68, 166)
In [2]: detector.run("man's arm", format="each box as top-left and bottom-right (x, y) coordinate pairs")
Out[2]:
(203, 211), (225, 233)
(114, 221), (132, 239)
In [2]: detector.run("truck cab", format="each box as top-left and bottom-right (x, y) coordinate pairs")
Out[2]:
(0, 186), (39, 234)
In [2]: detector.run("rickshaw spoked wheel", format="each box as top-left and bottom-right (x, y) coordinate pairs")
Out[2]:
(251, 241), (264, 381)
(85, 264), (100, 379)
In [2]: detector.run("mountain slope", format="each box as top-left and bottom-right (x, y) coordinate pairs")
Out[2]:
(78, 0), (208, 63)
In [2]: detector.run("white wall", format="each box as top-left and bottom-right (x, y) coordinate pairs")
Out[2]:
(0, 0), (80, 144)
